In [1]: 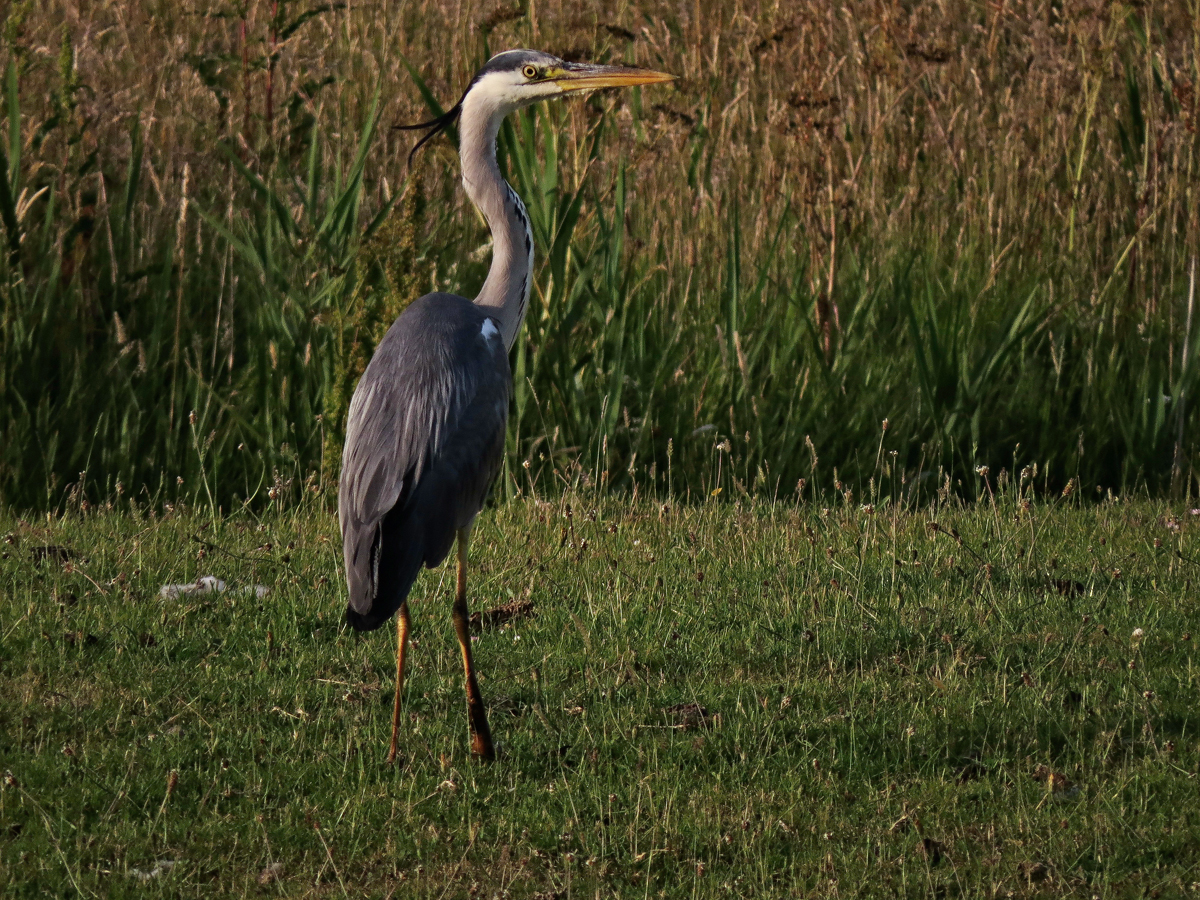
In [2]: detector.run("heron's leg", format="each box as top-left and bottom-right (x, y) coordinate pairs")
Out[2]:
(386, 599), (412, 765)
(451, 527), (495, 761)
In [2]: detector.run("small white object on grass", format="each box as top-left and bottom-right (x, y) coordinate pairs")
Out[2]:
(159, 576), (269, 600)
(129, 860), (178, 881)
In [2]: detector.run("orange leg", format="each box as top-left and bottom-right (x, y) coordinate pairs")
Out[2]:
(451, 528), (495, 761)
(386, 599), (411, 765)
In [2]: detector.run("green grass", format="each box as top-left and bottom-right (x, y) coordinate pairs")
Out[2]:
(3, 491), (1198, 897)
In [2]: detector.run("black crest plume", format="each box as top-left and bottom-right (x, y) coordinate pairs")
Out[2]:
(394, 99), (464, 168)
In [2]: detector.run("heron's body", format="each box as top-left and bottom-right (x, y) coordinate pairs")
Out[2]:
(339, 294), (509, 632)
(337, 49), (672, 762)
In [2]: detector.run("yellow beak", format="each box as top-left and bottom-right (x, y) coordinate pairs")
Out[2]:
(553, 64), (676, 93)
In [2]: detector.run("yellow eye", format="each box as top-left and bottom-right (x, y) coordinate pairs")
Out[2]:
(522, 64), (538, 80)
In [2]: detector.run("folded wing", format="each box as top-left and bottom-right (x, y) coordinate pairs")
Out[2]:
(338, 293), (510, 631)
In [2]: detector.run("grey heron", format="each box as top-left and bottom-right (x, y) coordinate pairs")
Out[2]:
(338, 50), (673, 762)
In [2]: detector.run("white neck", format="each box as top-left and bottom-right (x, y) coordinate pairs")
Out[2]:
(459, 85), (534, 352)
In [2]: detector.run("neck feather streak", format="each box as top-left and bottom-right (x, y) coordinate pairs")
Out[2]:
(459, 90), (534, 352)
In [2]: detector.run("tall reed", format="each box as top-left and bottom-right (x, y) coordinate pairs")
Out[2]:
(1, 1), (1198, 509)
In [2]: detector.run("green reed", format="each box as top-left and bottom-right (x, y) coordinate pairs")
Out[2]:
(1, 2), (1198, 511)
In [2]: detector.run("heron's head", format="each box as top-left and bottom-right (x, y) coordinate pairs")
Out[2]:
(399, 50), (674, 164)
(467, 49), (674, 110)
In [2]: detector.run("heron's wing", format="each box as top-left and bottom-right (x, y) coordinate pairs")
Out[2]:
(338, 295), (510, 629)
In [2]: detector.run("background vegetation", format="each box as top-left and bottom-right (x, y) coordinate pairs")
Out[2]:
(2, 0), (1200, 511)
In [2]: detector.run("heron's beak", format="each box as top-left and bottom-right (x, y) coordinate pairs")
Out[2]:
(552, 63), (675, 93)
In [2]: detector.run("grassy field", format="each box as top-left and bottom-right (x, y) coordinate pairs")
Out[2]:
(2, 490), (1198, 897)
(2, 1), (1200, 508)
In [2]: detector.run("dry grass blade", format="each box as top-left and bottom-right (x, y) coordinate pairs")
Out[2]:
(662, 702), (713, 731)
(469, 597), (535, 632)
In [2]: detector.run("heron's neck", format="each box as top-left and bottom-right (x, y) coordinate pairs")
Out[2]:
(460, 92), (534, 352)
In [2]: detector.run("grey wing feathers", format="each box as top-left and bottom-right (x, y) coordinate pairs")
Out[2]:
(338, 293), (510, 631)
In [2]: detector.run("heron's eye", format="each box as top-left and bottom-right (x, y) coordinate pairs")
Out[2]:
(522, 65), (538, 80)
